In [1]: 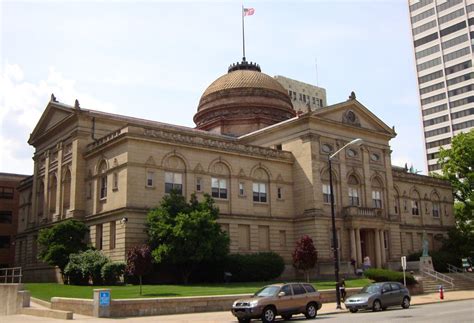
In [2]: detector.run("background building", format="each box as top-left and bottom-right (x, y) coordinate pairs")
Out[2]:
(274, 75), (327, 113)
(408, 0), (474, 172)
(0, 173), (29, 268)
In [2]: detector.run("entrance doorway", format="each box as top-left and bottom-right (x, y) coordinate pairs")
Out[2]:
(360, 229), (376, 267)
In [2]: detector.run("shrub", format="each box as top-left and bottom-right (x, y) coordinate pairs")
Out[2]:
(101, 262), (126, 285)
(407, 251), (461, 272)
(64, 250), (110, 285)
(364, 268), (417, 286)
(226, 252), (285, 282)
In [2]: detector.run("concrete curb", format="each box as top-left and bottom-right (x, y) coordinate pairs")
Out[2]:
(31, 297), (52, 308)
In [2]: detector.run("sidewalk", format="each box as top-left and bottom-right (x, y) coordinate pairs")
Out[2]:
(318, 290), (474, 315)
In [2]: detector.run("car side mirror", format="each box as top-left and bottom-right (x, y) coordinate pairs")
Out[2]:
(278, 292), (286, 297)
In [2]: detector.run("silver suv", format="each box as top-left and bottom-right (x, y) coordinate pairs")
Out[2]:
(231, 282), (322, 323)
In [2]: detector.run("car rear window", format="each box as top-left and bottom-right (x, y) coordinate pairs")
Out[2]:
(292, 284), (307, 295)
(303, 284), (316, 293)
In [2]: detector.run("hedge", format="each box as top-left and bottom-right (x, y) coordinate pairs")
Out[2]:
(364, 268), (417, 286)
(101, 262), (126, 285)
(226, 252), (285, 282)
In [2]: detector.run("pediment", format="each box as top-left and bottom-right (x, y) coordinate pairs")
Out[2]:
(312, 99), (395, 137)
(29, 102), (76, 145)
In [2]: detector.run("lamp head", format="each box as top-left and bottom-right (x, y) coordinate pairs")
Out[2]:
(350, 138), (363, 146)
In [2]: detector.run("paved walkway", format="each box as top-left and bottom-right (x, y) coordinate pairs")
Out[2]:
(2, 290), (474, 322)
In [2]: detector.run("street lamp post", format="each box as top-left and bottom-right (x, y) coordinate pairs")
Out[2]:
(328, 138), (363, 310)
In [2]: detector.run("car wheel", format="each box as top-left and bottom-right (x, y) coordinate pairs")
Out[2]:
(282, 314), (292, 321)
(349, 308), (358, 313)
(372, 299), (382, 312)
(261, 306), (276, 323)
(402, 296), (410, 309)
(304, 303), (317, 319)
(238, 319), (250, 323)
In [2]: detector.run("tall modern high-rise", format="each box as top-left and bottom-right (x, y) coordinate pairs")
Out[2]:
(408, 0), (473, 172)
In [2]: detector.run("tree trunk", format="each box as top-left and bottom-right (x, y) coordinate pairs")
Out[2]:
(139, 275), (142, 295)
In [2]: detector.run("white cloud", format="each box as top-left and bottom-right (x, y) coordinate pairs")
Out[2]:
(0, 63), (117, 174)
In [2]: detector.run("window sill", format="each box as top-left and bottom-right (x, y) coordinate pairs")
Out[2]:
(145, 186), (155, 190)
(253, 201), (268, 206)
(214, 198), (229, 202)
(276, 198), (285, 202)
(112, 187), (119, 192)
(100, 198), (107, 203)
(238, 194), (246, 199)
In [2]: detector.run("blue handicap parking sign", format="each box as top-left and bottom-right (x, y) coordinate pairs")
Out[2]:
(99, 291), (110, 307)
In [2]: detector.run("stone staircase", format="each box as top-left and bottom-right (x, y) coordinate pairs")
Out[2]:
(421, 272), (474, 293)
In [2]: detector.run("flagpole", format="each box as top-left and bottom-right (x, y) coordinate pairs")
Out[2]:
(242, 5), (246, 61)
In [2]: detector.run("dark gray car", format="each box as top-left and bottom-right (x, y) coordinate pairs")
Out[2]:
(344, 282), (410, 313)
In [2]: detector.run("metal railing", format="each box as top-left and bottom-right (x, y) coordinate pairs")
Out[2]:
(447, 263), (474, 282)
(0, 267), (22, 284)
(421, 268), (454, 288)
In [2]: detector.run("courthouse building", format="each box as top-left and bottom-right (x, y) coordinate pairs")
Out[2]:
(15, 59), (454, 281)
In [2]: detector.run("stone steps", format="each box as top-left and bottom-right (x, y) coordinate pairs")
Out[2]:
(421, 272), (474, 293)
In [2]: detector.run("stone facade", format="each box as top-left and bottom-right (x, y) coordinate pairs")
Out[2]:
(14, 76), (454, 282)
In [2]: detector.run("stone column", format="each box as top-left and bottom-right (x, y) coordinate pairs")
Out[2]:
(361, 146), (371, 207)
(355, 228), (362, 266)
(55, 143), (63, 220)
(350, 229), (356, 261)
(375, 229), (382, 268)
(43, 151), (50, 219)
(380, 230), (386, 266)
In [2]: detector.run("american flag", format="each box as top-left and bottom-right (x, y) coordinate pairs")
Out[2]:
(243, 7), (255, 16)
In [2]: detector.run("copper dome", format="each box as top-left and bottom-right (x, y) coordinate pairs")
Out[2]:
(194, 60), (295, 136)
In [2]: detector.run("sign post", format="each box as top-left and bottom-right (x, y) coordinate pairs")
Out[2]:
(401, 256), (407, 286)
(93, 289), (111, 317)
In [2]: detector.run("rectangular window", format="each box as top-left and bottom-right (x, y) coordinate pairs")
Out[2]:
(432, 202), (440, 218)
(425, 126), (450, 138)
(411, 200), (420, 215)
(411, 7), (434, 24)
(196, 177), (202, 192)
(409, 0), (433, 13)
(419, 81), (444, 95)
(421, 92), (446, 106)
(422, 103), (447, 116)
(447, 72), (474, 87)
(448, 84), (473, 97)
(109, 221), (116, 249)
(0, 235), (11, 249)
(443, 47), (470, 63)
(412, 19), (437, 36)
(165, 172), (183, 195)
(428, 164), (442, 171)
(450, 95), (474, 109)
(423, 114), (449, 127)
(440, 20), (466, 37)
(0, 211), (13, 224)
(0, 187), (14, 199)
(238, 224), (250, 251)
(253, 182), (267, 203)
(438, 7), (465, 25)
(415, 44), (440, 60)
(277, 187), (282, 199)
(442, 33), (469, 50)
(416, 57), (441, 72)
(452, 108), (474, 120)
(414, 32), (438, 47)
(211, 178), (227, 199)
(239, 182), (245, 196)
(322, 184), (333, 204)
(279, 230), (286, 248)
(372, 191), (382, 208)
(96, 224), (103, 250)
(383, 231), (389, 249)
(453, 120), (474, 131)
(348, 187), (359, 206)
(146, 171), (154, 187)
(426, 137), (451, 149)
(418, 70), (443, 84)
(258, 225), (270, 250)
(394, 199), (399, 214)
(437, 0), (462, 13)
(446, 60), (472, 76)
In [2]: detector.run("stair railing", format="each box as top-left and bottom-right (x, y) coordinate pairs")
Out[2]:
(421, 268), (454, 288)
(447, 263), (474, 282)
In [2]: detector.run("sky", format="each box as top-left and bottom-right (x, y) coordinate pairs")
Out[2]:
(0, 0), (425, 176)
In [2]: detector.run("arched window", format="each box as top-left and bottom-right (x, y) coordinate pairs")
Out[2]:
(37, 180), (44, 217)
(62, 169), (71, 216)
(411, 190), (420, 215)
(321, 169), (337, 204)
(348, 175), (360, 206)
(210, 162), (230, 199)
(431, 192), (441, 218)
(98, 161), (108, 200)
(49, 174), (57, 216)
(252, 167), (269, 203)
(393, 188), (401, 214)
(371, 177), (383, 209)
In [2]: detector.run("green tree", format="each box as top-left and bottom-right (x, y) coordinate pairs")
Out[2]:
(436, 129), (474, 256)
(147, 192), (229, 284)
(37, 219), (89, 276)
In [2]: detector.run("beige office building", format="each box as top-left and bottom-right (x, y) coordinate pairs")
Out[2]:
(408, 0), (474, 172)
(15, 59), (454, 282)
(274, 75), (327, 113)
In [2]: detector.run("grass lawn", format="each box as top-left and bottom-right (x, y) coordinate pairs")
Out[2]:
(26, 278), (371, 302)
